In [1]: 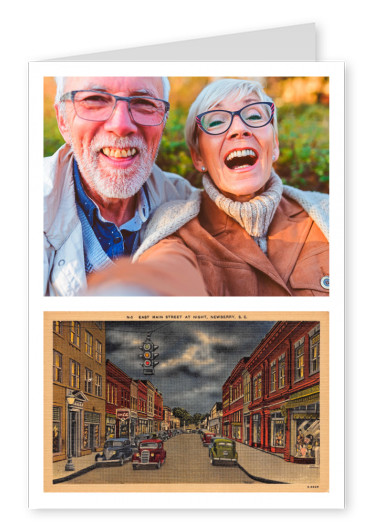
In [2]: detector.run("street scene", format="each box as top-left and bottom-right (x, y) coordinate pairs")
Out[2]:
(65, 432), (258, 484)
(50, 317), (324, 488)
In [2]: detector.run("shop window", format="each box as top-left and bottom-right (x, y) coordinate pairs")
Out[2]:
(252, 414), (261, 444)
(53, 350), (62, 383)
(70, 321), (81, 347)
(70, 360), (80, 389)
(95, 340), (102, 363)
(270, 412), (285, 448)
(309, 326), (320, 374)
(294, 415), (320, 459)
(53, 406), (61, 453)
(85, 368), (93, 394)
(270, 361), (277, 393)
(106, 421), (116, 439)
(85, 330), (93, 357)
(278, 354), (286, 388)
(294, 337), (305, 382)
(83, 412), (100, 450)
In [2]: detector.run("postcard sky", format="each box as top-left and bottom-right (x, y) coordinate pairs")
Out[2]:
(106, 321), (275, 415)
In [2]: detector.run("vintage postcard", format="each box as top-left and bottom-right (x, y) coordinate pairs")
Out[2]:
(44, 311), (328, 498)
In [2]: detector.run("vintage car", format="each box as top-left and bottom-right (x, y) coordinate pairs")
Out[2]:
(132, 438), (166, 469)
(209, 437), (238, 466)
(202, 432), (216, 446)
(95, 438), (133, 466)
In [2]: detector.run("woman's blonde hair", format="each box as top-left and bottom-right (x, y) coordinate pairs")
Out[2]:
(185, 78), (278, 155)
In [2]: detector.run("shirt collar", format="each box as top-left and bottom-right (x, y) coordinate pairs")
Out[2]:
(73, 159), (150, 230)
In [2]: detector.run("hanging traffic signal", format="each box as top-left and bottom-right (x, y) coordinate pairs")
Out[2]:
(139, 335), (159, 375)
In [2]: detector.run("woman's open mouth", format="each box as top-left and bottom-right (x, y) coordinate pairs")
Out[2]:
(224, 148), (258, 170)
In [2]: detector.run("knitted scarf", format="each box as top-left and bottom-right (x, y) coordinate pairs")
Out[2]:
(202, 170), (283, 253)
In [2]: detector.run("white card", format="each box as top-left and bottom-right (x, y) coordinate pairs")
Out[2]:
(29, 26), (344, 510)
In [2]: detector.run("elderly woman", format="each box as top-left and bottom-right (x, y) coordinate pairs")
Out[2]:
(88, 79), (329, 296)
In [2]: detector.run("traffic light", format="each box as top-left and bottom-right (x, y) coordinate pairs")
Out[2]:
(139, 335), (159, 375)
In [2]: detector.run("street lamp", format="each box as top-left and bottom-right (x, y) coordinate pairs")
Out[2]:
(65, 394), (76, 472)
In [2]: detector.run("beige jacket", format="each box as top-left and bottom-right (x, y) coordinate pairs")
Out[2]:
(87, 186), (329, 296)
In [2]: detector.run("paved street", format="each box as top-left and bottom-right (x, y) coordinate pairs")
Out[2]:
(66, 433), (259, 484)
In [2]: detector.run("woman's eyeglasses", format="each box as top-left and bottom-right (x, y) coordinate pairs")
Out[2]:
(196, 102), (274, 135)
(60, 90), (170, 126)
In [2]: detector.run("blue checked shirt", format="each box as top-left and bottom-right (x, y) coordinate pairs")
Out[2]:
(73, 160), (150, 260)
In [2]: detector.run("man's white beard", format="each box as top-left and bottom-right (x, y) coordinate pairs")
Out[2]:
(69, 133), (159, 199)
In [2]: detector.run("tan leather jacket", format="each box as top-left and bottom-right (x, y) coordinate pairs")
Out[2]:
(87, 190), (329, 296)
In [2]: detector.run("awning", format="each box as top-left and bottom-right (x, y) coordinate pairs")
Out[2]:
(280, 386), (320, 419)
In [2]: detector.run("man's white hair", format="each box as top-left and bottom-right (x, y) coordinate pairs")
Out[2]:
(185, 78), (278, 155)
(54, 76), (170, 104)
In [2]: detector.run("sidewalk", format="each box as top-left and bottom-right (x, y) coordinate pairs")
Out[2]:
(53, 453), (98, 484)
(236, 443), (320, 484)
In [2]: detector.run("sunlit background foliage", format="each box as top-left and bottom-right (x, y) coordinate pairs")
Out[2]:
(44, 76), (329, 193)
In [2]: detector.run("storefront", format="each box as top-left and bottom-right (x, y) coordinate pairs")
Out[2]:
(231, 423), (242, 441)
(53, 406), (62, 454)
(281, 385), (320, 463)
(223, 419), (230, 438)
(252, 413), (261, 446)
(130, 412), (138, 441)
(105, 415), (116, 439)
(270, 410), (285, 452)
(83, 411), (101, 451)
(243, 414), (250, 445)
(137, 417), (148, 434)
(66, 390), (87, 458)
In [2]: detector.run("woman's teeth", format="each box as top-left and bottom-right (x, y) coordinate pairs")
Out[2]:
(226, 149), (257, 161)
(225, 148), (258, 169)
(102, 147), (137, 158)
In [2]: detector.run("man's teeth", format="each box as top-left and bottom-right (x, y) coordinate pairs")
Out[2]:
(102, 147), (137, 158)
(226, 149), (257, 161)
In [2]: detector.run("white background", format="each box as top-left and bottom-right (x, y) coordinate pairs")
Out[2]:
(2, 0), (371, 525)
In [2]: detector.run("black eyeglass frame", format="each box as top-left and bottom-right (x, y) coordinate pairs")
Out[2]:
(60, 90), (170, 125)
(195, 101), (275, 135)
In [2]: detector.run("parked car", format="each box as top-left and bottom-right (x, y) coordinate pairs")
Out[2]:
(202, 432), (216, 447)
(95, 438), (133, 466)
(209, 437), (238, 466)
(132, 439), (166, 469)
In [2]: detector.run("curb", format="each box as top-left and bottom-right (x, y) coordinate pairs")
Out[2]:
(237, 463), (287, 484)
(53, 463), (98, 484)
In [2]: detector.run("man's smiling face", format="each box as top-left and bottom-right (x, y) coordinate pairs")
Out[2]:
(56, 76), (166, 200)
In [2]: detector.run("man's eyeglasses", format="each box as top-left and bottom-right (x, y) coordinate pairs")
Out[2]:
(60, 90), (170, 126)
(196, 102), (275, 135)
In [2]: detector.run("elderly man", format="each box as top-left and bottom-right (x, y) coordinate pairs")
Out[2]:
(44, 76), (197, 296)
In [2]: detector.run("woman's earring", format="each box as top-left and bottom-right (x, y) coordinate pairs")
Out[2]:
(201, 166), (206, 172)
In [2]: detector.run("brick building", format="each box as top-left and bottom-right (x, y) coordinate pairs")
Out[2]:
(105, 360), (132, 439)
(245, 321), (320, 463)
(52, 321), (106, 462)
(222, 358), (249, 441)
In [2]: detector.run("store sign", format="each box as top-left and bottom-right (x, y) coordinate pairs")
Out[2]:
(116, 408), (130, 420)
